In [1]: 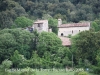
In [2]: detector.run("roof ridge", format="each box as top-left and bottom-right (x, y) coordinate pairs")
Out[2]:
(58, 22), (90, 28)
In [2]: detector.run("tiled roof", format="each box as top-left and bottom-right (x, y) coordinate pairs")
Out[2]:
(34, 20), (48, 24)
(59, 36), (71, 46)
(58, 22), (90, 28)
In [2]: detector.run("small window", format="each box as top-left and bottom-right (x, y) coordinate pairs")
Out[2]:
(61, 33), (63, 36)
(79, 30), (80, 32)
(38, 24), (40, 27)
(72, 30), (73, 34)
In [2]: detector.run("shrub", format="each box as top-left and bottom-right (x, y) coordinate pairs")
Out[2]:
(20, 67), (36, 75)
(74, 71), (89, 75)
(0, 59), (12, 75)
(78, 71), (89, 75)
(91, 66), (100, 74)
(74, 71), (80, 75)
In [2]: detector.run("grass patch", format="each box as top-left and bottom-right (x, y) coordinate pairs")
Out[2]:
(1, 68), (98, 75)
(36, 71), (75, 75)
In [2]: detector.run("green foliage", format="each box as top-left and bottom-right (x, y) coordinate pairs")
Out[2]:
(0, 32), (17, 63)
(91, 66), (100, 74)
(74, 71), (89, 75)
(42, 14), (52, 19)
(78, 71), (89, 75)
(71, 31), (100, 66)
(11, 50), (27, 68)
(2, 0), (100, 70)
(14, 16), (33, 28)
(36, 70), (75, 75)
(91, 21), (99, 32)
(34, 32), (71, 68)
(54, 13), (67, 21)
(37, 32), (62, 57)
(48, 18), (58, 34)
(95, 52), (100, 74)
(0, 59), (12, 75)
(0, 0), (27, 28)
(29, 51), (42, 68)
(74, 71), (80, 75)
(1, 59), (12, 69)
(0, 29), (72, 68)
(68, 34), (72, 38)
(20, 67), (35, 75)
(1, 0), (100, 29)
(0, 28), (34, 63)
(91, 19), (100, 32)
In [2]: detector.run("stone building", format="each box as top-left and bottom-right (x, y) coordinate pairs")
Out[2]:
(32, 20), (49, 32)
(58, 19), (90, 36)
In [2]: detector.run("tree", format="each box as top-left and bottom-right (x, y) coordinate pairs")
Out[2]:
(37, 32), (62, 56)
(96, 51), (100, 67)
(32, 30), (40, 51)
(48, 18), (58, 34)
(0, 59), (12, 75)
(91, 21), (99, 32)
(0, 10), (16, 28)
(0, 28), (34, 63)
(0, 33), (17, 63)
(29, 51), (42, 68)
(14, 16), (33, 28)
(57, 47), (72, 67)
(54, 13), (67, 21)
(36, 32), (65, 68)
(11, 50), (26, 67)
(0, 0), (27, 29)
(71, 31), (100, 66)
(1, 59), (12, 69)
(91, 19), (100, 32)
(42, 14), (52, 19)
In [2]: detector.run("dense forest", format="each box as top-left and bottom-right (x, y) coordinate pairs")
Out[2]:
(0, 0), (100, 29)
(1, 0), (100, 75)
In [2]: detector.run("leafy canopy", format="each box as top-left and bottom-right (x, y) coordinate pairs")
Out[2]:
(14, 16), (33, 28)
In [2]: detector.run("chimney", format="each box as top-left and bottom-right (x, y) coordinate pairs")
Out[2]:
(58, 18), (62, 26)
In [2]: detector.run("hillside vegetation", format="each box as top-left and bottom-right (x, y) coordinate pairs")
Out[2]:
(0, 0), (100, 75)
(0, 0), (100, 28)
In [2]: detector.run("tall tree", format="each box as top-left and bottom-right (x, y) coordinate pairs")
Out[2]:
(71, 31), (100, 66)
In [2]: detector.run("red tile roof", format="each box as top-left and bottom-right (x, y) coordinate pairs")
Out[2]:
(59, 36), (71, 46)
(58, 22), (90, 28)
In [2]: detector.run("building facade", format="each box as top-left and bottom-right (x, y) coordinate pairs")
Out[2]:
(58, 19), (90, 36)
(32, 20), (49, 32)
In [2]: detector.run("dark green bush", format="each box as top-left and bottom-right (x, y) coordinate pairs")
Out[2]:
(74, 71), (80, 75)
(92, 66), (100, 74)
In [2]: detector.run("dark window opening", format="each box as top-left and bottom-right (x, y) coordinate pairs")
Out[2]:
(38, 24), (40, 27)
(61, 33), (63, 36)
(72, 30), (73, 34)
